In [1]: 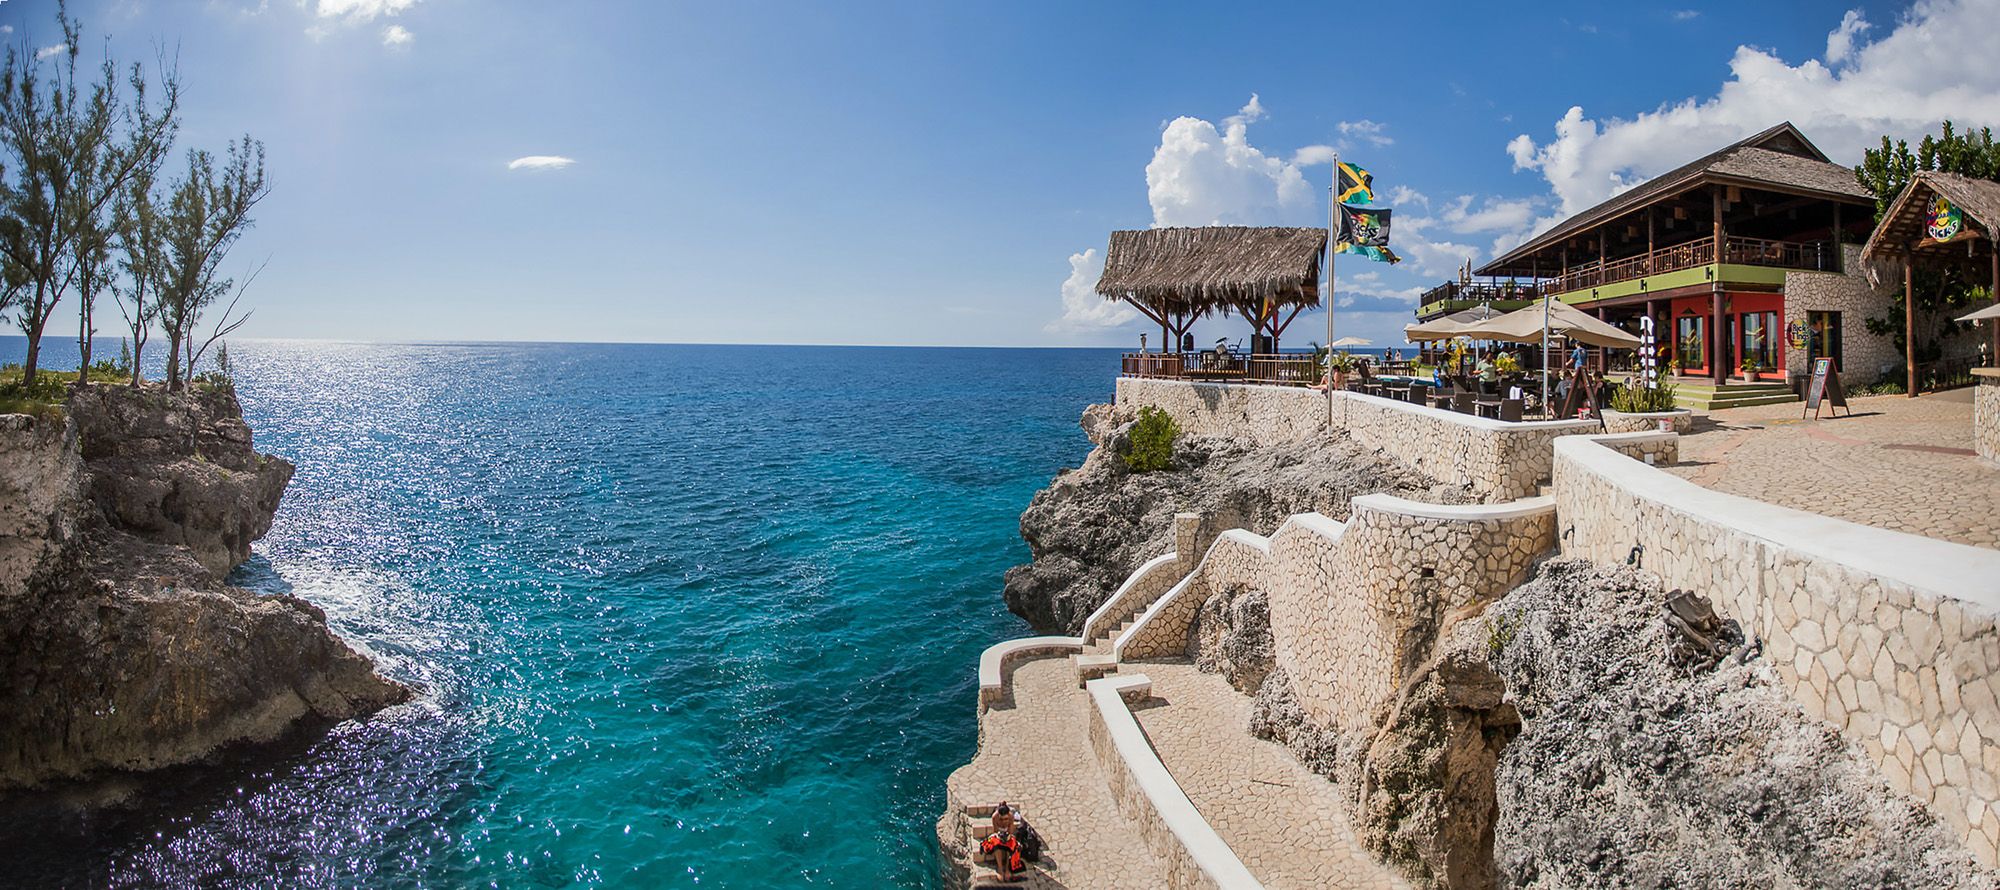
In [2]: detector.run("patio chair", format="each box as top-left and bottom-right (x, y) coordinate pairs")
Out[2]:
(1452, 392), (1474, 414)
(1499, 398), (1523, 423)
(1408, 382), (1429, 405)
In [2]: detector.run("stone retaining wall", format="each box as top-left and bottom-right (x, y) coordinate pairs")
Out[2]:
(1115, 494), (1557, 733)
(1976, 370), (1999, 463)
(1553, 434), (2000, 865)
(1115, 378), (1599, 501)
(1087, 673), (1266, 890)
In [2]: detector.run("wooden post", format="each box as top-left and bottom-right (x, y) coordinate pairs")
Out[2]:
(1991, 239), (1999, 365)
(1712, 188), (1728, 386)
(1905, 257), (1918, 397)
(1646, 208), (1655, 272)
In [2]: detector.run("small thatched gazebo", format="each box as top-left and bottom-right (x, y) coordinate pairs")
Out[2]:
(1095, 226), (1327, 353)
(1860, 171), (2000, 394)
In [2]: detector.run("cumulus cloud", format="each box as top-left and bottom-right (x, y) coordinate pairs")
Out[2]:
(35, 44), (66, 60)
(312, 0), (418, 21)
(381, 24), (412, 45)
(1672, 9), (1701, 21)
(507, 155), (575, 171)
(1337, 119), (1393, 148)
(1507, 0), (2000, 216)
(1145, 94), (1319, 227)
(1047, 248), (1137, 334)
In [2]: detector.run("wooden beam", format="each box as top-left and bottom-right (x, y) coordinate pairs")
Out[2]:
(1714, 187), (1728, 386)
(1905, 258), (1917, 397)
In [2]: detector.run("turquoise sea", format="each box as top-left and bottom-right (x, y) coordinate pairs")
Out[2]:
(0, 338), (1112, 888)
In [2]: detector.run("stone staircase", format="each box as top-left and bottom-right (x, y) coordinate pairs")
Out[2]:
(951, 800), (1069, 886)
(1672, 379), (1799, 411)
(1075, 616), (1140, 685)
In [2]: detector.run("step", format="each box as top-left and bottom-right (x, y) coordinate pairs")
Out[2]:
(1677, 390), (1801, 410)
(1073, 653), (1119, 686)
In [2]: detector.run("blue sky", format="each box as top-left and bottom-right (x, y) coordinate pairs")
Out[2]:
(6, 0), (1996, 348)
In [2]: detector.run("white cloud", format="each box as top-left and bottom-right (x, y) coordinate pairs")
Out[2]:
(1145, 94), (1318, 227)
(0, 26), (13, 35)
(35, 44), (66, 60)
(1672, 9), (1701, 21)
(1507, 0), (2000, 216)
(312, 0), (418, 21)
(1438, 196), (1535, 235)
(507, 155), (576, 171)
(381, 24), (412, 45)
(1337, 119), (1393, 148)
(1048, 248), (1137, 334)
(1825, 9), (1870, 65)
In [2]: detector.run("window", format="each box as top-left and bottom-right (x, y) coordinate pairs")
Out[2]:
(1807, 310), (1842, 370)
(1740, 311), (1779, 372)
(1676, 315), (1706, 371)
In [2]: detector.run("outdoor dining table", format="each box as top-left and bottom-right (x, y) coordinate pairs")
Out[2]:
(1474, 398), (1503, 419)
(1385, 385), (1412, 402)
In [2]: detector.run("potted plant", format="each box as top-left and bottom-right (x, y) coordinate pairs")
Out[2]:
(1740, 356), (1762, 381)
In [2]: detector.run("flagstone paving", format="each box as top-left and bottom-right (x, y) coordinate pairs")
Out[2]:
(944, 655), (1170, 889)
(1664, 388), (2000, 549)
(1131, 661), (1409, 890)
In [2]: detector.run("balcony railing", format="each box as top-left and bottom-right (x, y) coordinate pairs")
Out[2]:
(1123, 352), (1320, 385)
(1545, 235), (1837, 296)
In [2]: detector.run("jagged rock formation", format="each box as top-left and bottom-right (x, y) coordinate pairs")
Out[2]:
(1484, 560), (1994, 889)
(1003, 403), (1466, 634)
(0, 385), (410, 790)
(1190, 582), (1274, 694)
(1246, 557), (1997, 889)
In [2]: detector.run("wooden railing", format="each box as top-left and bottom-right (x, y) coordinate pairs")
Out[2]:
(1544, 236), (1836, 296)
(1121, 352), (1325, 386)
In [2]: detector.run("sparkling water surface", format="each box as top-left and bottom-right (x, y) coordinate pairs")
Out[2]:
(0, 338), (1110, 888)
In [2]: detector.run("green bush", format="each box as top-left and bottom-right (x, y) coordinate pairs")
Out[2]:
(1124, 406), (1180, 473)
(1610, 378), (1680, 413)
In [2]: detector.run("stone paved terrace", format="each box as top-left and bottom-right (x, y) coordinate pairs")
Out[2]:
(1131, 661), (1407, 890)
(1666, 387), (2000, 549)
(945, 655), (1169, 889)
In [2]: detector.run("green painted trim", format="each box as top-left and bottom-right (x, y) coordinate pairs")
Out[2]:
(1550, 263), (1793, 305)
(1414, 297), (1533, 319)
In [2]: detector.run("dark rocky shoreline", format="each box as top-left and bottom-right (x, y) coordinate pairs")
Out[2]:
(0, 385), (409, 791)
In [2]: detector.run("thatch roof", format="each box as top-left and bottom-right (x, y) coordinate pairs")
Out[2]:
(1478, 122), (1874, 277)
(1095, 226), (1326, 314)
(1861, 171), (2000, 265)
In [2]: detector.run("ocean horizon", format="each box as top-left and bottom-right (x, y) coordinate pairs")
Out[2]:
(0, 337), (1115, 888)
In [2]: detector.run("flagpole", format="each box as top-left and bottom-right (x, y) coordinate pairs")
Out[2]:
(1541, 295), (1551, 418)
(1326, 152), (1339, 425)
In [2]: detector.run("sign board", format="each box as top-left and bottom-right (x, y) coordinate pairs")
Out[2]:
(1804, 357), (1849, 418)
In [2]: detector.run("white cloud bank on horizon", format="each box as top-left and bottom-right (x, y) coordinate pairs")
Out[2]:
(507, 155), (575, 171)
(1045, 248), (1136, 335)
(1507, 0), (2000, 218)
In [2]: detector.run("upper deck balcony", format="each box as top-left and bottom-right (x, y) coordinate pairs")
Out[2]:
(1542, 235), (1840, 305)
(1413, 281), (1538, 321)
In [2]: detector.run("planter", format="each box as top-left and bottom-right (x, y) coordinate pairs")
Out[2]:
(1601, 408), (1694, 435)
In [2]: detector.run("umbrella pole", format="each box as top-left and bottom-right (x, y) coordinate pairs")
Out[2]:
(1541, 297), (1551, 418)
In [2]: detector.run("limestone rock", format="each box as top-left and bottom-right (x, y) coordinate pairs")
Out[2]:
(0, 385), (409, 790)
(1003, 403), (1467, 634)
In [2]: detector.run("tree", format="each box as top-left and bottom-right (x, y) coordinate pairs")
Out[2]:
(1854, 121), (2000, 374)
(155, 138), (266, 391)
(111, 161), (160, 385)
(0, 4), (177, 387)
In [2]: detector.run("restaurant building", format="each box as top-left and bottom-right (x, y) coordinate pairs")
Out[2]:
(1450, 123), (1901, 408)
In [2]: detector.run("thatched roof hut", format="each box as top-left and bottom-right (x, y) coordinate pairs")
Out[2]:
(1858, 170), (2000, 392)
(1095, 226), (1326, 315)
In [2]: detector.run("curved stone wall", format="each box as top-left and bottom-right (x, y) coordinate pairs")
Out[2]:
(1553, 433), (2000, 864)
(1115, 378), (1598, 501)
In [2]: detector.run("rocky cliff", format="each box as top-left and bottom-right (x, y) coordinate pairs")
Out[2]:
(0, 385), (409, 790)
(1003, 404), (1466, 634)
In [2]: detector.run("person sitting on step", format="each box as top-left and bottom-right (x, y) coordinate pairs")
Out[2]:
(982, 802), (1026, 881)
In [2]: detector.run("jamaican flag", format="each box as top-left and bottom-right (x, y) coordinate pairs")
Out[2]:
(1337, 162), (1375, 205)
(1337, 203), (1400, 264)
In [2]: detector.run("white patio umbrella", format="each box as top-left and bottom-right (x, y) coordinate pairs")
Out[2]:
(1957, 303), (2000, 322)
(1453, 298), (1641, 409)
(1329, 336), (1373, 347)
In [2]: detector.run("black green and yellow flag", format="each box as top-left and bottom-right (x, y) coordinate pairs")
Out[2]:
(1337, 162), (1375, 205)
(1337, 203), (1400, 264)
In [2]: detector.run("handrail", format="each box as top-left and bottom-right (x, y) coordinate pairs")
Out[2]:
(1542, 235), (1838, 296)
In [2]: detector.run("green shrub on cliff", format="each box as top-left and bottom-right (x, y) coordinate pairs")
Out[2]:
(1124, 406), (1179, 473)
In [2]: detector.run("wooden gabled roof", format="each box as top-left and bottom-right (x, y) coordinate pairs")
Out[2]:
(1477, 122), (1874, 277)
(1861, 171), (2000, 263)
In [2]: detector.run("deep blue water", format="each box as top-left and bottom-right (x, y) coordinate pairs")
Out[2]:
(0, 337), (1111, 888)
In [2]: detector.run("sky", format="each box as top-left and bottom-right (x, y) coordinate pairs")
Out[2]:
(5, 0), (2000, 349)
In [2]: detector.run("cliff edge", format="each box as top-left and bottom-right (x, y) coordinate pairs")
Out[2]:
(0, 385), (410, 790)
(1002, 403), (1466, 634)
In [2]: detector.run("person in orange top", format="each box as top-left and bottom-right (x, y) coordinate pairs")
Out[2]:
(981, 802), (1025, 881)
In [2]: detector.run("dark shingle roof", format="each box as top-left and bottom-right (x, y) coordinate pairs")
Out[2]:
(1477, 122), (1874, 277)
